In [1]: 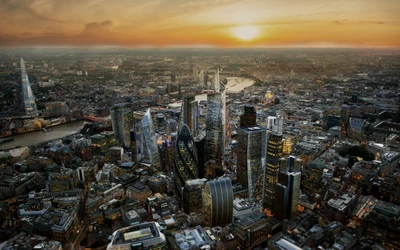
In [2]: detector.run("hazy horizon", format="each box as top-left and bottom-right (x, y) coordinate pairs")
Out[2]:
(0, 0), (399, 48)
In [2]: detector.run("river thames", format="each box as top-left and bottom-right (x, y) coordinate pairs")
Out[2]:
(0, 77), (254, 150)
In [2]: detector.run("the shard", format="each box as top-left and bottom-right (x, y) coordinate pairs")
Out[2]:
(20, 58), (38, 117)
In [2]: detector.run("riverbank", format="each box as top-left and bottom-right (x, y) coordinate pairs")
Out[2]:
(0, 120), (86, 150)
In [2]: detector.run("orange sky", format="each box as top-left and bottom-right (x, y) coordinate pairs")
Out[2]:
(0, 0), (399, 48)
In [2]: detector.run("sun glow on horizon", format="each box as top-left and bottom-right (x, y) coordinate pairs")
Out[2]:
(232, 26), (260, 41)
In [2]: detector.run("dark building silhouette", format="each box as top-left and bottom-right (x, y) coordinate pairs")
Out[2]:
(174, 125), (198, 203)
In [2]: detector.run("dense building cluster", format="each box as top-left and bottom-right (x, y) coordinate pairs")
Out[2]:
(0, 49), (399, 249)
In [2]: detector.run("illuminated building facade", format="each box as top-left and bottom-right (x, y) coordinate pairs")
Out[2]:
(174, 125), (198, 201)
(363, 200), (400, 249)
(140, 109), (161, 170)
(20, 58), (38, 117)
(110, 103), (133, 147)
(183, 178), (207, 214)
(274, 156), (302, 221)
(203, 178), (233, 227)
(236, 108), (267, 198)
(264, 132), (283, 211)
(180, 95), (199, 137)
(206, 93), (224, 165)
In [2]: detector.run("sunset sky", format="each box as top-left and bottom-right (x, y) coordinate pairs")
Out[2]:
(0, 0), (399, 48)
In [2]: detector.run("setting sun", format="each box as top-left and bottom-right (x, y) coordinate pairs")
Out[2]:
(232, 26), (260, 41)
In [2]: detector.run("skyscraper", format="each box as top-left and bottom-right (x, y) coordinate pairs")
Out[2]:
(20, 58), (38, 117)
(274, 156), (302, 221)
(110, 103), (133, 147)
(264, 132), (284, 212)
(174, 125), (198, 201)
(206, 93), (224, 165)
(180, 95), (198, 137)
(183, 178), (207, 214)
(140, 109), (161, 170)
(130, 129), (137, 163)
(236, 106), (267, 198)
(203, 178), (233, 227)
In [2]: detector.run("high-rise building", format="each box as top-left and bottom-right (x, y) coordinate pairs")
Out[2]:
(236, 106), (267, 198)
(20, 58), (38, 117)
(180, 95), (198, 137)
(183, 178), (207, 214)
(264, 132), (284, 212)
(274, 156), (302, 221)
(130, 129), (137, 163)
(203, 178), (233, 227)
(174, 125), (198, 202)
(206, 93), (224, 165)
(194, 135), (206, 178)
(110, 103), (133, 147)
(239, 105), (257, 127)
(138, 109), (161, 170)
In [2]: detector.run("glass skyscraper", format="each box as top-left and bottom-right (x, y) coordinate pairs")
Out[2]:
(274, 156), (302, 221)
(237, 126), (268, 198)
(236, 106), (268, 199)
(264, 132), (284, 212)
(205, 93), (224, 165)
(140, 109), (161, 170)
(20, 58), (38, 117)
(180, 95), (198, 137)
(110, 103), (133, 147)
(174, 124), (198, 201)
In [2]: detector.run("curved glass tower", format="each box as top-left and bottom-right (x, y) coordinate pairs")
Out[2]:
(140, 109), (161, 169)
(174, 124), (198, 200)
(203, 178), (233, 227)
(20, 58), (38, 117)
(110, 103), (133, 147)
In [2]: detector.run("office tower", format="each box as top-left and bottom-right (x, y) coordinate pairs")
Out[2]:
(206, 93), (224, 165)
(20, 58), (38, 117)
(183, 178), (207, 214)
(236, 106), (267, 198)
(180, 95), (198, 136)
(140, 109), (161, 170)
(174, 125), (199, 202)
(130, 129), (137, 163)
(274, 156), (302, 221)
(264, 132), (284, 212)
(194, 135), (206, 178)
(341, 104), (349, 122)
(199, 69), (205, 87)
(203, 178), (233, 227)
(110, 103), (133, 147)
(214, 68), (220, 93)
(239, 105), (257, 127)
(267, 116), (276, 131)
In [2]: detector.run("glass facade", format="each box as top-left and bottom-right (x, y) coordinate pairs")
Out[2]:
(203, 178), (233, 227)
(205, 93), (224, 165)
(236, 126), (267, 198)
(20, 58), (38, 117)
(174, 125), (198, 200)
(110, 103), (133, 147)
(264, 132), (283, 211)
(140, 109), (161, 169)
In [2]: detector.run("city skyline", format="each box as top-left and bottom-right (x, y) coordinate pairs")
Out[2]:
(0, 0), (399, 48)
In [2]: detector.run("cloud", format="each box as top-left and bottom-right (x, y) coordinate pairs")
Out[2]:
(333, 19), (349, 25)
(27, 6), (65, 24)
(359, 21), (385, 24)
(81, 20), (114, 35)
(179, 0), (242, 10)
